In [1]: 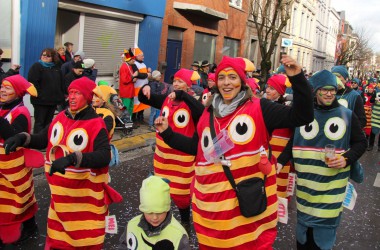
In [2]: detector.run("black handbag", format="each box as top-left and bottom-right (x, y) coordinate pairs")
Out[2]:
(209, 107), (268, 218)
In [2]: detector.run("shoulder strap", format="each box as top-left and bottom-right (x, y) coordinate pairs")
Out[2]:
(209, 106), (238, 190)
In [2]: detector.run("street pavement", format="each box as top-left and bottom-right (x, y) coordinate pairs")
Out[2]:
(3, 123), (380, 249)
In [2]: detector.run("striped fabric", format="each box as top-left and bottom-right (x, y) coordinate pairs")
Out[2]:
(133, 61), (150, 113)
(94, 107), (116, 139)
(154, 97), (196, 209)
(193, 99), (278, 249)
(0, 107), (37, 236)
(292, 106), (352, 228)
(44, 112), (110, 250)
(270, 128), (293, 198)
(363, 93), (373, 136)
(371, 101), (380, 134)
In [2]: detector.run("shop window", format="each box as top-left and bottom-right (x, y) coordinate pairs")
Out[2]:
(222, 37), (239, 57)
(194, 32), (216, 63)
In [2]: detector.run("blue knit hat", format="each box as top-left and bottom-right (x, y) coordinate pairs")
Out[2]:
(309, 70), (337, 93)
(331, 65), (349, 80)
(275, 64), (286, 74)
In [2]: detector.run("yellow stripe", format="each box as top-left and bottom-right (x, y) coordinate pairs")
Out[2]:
(0, 174), (35, 193)
(153, 172), (193, 184)
(0, 155), (24, 169)
(0, 198), (36, 214)
(296, 163), (349, 176)
(297, 201), (343, 218)
(197, 219), (277, 248)
(293, 150), (324, 160)
(155, 147), (195, 162)
(276, 177), (289, 187)
(44, 165), (108, 183)
(47, 228), (104, 247)
(297, 177), (348, 191)
(270, 137), (288, 147)
(153, 160), (194, 174)
(277, 191), (288, 198)
(169, 187), (190, 196)
(1, 167), (31, 182)
(297, 189), (345, 204)
(194, 182), (277, 212)
(53, 202), (107, 214)
(0, 186), (35, 204)
(50, 185), (104, 200)
(48, 208), (105, 231)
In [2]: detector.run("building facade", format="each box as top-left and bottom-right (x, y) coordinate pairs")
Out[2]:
(326, 7), (340, 70)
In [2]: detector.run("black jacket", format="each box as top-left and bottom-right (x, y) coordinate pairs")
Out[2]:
(28, 62), (65, 106)
(0, 62), (19, 83)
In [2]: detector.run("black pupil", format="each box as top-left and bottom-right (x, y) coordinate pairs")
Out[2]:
(204, 136), (209, 148)
(236, 122), (248, 135)
(305, 123), (313, 132)
(329, 123), (338, 133)
(178, 115), (185, 123)
(54, 129), (57, 137)
(74, 135), (83, 145)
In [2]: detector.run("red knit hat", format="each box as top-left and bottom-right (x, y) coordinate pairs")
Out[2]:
(215, 56), (247, 86)
(2, 75), (37, 97)
(267, 74), (287, 95)
(174, 69), (200, 87)
(208, 73), (216, 82)
(246, 78), (259, 92)
(68, 77), (96, 104)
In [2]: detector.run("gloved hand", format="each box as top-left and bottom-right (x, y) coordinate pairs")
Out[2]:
(49, 153), (77, 176)
(4, 133), (27, 155)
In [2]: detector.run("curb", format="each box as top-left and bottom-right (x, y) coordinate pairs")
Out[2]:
(112, 131), (156, 152)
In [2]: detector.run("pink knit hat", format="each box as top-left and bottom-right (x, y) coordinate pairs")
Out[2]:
(174, 69), (200, 87)
(267, 74), (287, 95)
(68, 77), (96, 104)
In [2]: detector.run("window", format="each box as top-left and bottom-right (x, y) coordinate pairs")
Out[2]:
(168, 27), (183, 41)
(222, 37), (239, 57)
(249, 39), (257, 63)
(193, 32), (216, 63)
(229, 0), (242, 9)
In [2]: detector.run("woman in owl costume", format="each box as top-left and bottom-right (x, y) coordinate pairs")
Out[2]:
(281, 70), (367, 249)
(363, 84), (376, 137)
(0, 75), (38, 244)
(138, 68), (205, 228)
(154, 55), (314, 249)
(4, 77), (122, 249)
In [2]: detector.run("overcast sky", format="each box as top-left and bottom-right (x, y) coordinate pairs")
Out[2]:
(331, 0), (380, 53)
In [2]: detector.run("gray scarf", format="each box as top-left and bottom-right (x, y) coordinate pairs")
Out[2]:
(212, 91), (247, 117)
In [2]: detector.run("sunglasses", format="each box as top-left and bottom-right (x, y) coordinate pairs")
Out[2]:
(42, 54), (52, 57)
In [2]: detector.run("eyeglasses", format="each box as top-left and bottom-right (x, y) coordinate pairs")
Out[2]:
(319, 88), (337, 95)
(42, 54), (52, 58)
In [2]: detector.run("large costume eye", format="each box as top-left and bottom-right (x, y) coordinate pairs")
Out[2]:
(365, 89), (368, 93)
(161, 106), (169, 118)
(365, 96), (368, 103)
(201, 127), (213, 153)
(377, 92), (380, 99)
(173, 109), (190, 128)
(338, 99), (348, 108)
(126, 232), (138, 250)
(324, 117), (346, 140)
(50, 122), (64, 146)
(300, 119), (319, 140)
(228, 115), (255, 145)
(66, 128), (89, 152)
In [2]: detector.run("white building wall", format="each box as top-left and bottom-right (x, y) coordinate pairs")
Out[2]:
(326, 7), (340, 70)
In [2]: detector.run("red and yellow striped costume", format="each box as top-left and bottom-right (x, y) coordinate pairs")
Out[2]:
(193, 98), (278, 249)
(270, 128), (293, 198)
(154, 97), (196, 209)
(0, 106), (37, 242)
(44, 112), (110, 250)
(364, 92), (372, 136)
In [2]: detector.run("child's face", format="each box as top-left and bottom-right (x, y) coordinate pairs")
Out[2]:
(144, 212), (168, 227)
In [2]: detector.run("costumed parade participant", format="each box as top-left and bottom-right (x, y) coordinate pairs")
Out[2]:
(368, 85), (380, 151)
(278, 70), (367, 249)
(119, 176), (190, 250)
(154, 55), (314, 249)
(0, 75), (39, 245)
(93, 85), (117, 139)
(138, 68), (204, 231)
(4, 77), (122, 249)
(363, 84), (376, 140)
(201, 73), (216, 106)
(265, 74), (293, 199)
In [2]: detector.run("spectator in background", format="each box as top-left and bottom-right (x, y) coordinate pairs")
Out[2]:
(0, 48), (20, 83)
(199, 60), (209, 89)
(28, 48), (64, 133)
(64, 60), (84, 95)
(61, 50), (85, 77)
(83, 58), (97, 81)
(56, 46), (66, 66)
(147, 70), (172, 131)
(64, 42), (74, 61)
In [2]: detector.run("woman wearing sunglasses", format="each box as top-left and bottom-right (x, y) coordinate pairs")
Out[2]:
(28, 48), (65, 133)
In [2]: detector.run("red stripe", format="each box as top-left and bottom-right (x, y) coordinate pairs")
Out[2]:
(0, 203), (38, 224)
(0, 194), (35, 209)
(46, 174), (105, 192)
(48, 208), (107, 222)
(48, 218), (105, 240)
(154, 152), (194, 166)
(170, 194), (191, 209)
(45, 234), (103, 250)
(154, 167), (194, 178)
(52, 195), (104, 206)
(0, 150), (24, 161)
(0, 177), (34, 196)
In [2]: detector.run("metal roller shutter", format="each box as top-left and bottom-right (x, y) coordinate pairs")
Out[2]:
(83, 13), (136, 76)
